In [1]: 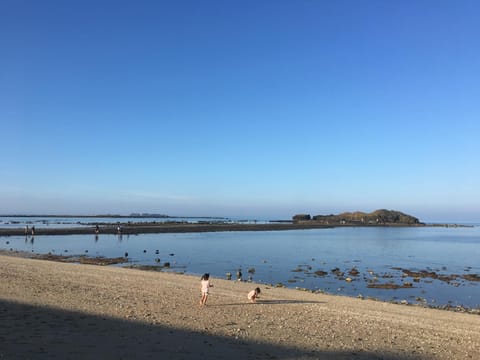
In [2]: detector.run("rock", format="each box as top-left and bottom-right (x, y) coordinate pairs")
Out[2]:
(462, 274), (480, 281)
(368, 283), (401, 289)
(331, 267), (344, 277)
(348, 267), (360, 276)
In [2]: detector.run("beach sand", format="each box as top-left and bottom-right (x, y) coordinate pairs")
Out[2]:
(0, 254), (478, 359)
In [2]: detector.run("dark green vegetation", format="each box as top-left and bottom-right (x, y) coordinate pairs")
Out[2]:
(293, 209), (422, 226)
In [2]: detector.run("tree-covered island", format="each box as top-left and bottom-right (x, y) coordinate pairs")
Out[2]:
(292, 209), (422, 226)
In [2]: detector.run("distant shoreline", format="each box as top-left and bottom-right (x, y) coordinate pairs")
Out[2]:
(0, 222), (331, 236)
(0, 214), (227, 219)
(1, 214), (474, 237)
(0, 221), (434, 237)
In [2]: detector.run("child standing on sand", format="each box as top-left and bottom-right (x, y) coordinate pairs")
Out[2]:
(247, 287), (261, 303)
(200, 273), (213, 306)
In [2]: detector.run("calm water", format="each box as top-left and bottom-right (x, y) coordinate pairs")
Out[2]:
(0, 216), (264, 228)
(1, 225), (479, 309)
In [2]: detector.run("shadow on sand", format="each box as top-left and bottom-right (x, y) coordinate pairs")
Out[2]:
(0, 299), (422, 359)
(257, 299), (326, 305)
(213, 299), (327, 307)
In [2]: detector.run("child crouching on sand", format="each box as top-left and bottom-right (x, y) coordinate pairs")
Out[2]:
(247, 287), (261, 303)
(200, 273), (213, 306)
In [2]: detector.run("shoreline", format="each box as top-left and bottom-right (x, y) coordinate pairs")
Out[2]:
(1, 253), (479, 359)
(2, 249), (479, 315)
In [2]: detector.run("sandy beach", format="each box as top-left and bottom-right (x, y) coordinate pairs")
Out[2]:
(0, 254), (478, 359)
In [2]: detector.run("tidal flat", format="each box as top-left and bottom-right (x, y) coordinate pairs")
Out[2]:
(1, 225), (479, 311)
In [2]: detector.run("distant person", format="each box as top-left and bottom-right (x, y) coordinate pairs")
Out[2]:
(200, 273), (213, 306)
(95, 224), (99, 235)
(236, 269), (242, 281)
(247, 287), (261, 303)
(25, 225), (29, 236)
(31, 226), (35, 236)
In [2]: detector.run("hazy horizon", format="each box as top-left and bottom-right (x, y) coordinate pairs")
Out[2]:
(0, 208), (477, 224)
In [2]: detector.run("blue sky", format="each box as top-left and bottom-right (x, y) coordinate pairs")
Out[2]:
(1, 1), (479, 222)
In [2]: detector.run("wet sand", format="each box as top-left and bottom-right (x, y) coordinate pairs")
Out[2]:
(0, 254), (478, 359)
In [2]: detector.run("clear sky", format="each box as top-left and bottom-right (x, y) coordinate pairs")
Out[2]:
(1, 1), (479, 222)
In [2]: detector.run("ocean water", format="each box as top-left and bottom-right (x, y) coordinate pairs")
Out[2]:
(1, 224), (479, 309)
(0, 215), (263, 228)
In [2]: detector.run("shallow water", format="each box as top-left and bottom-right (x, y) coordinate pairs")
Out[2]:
(1, 226), (479, 309)
(0, 215), (242, 228)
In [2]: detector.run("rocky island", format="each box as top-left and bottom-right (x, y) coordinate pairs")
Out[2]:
(293, 209), (422, 226)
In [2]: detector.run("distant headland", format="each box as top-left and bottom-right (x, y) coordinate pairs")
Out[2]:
(292, 209), (422, 226)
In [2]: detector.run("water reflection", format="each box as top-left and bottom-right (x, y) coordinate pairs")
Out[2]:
(22, 234), (34, 244)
